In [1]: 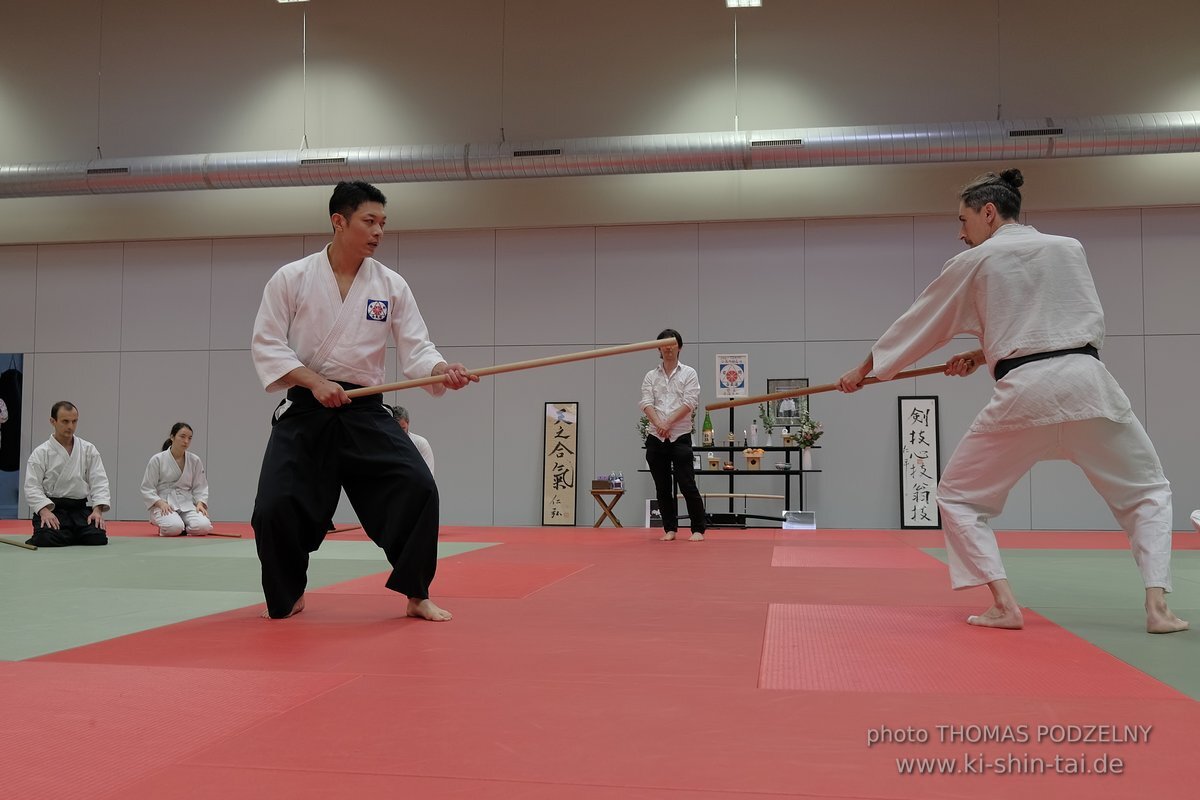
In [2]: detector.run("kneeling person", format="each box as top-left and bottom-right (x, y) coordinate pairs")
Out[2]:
(24, 401), (110, 547)
(141, 422), (213, 536)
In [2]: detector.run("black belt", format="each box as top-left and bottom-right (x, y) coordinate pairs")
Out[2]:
(49, 497), (89, 509)
(993, 345), (1099, 381)
(285, 381), (383, 405)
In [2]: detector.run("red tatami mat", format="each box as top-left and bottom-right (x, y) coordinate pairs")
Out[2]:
(771, 544), (944, 569)
(0, 661), (353, 800)
(313, 560), (592, 599)
(760, 603), (1185, 697)
(9, 526), (1199, 800)
(163, 679), (1199, 800)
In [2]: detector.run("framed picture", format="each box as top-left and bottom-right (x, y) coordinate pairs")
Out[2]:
(542, 402), (579, 526)
(765, 378), (809, 424)
(898, 396), (941, 529)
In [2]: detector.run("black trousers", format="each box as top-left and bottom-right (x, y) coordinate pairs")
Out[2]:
(251, 385), (439, 618)
(27, 497), (108, 547)
(645, 433), (706, 534)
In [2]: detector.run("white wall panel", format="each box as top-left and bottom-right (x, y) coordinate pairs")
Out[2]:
(492, 346), (595, 526)
(25, 352), (121, 517)
(697, 221), (805, 344)
(496, 228), (595, 346)
(115, 351), (210, 520)
(388, 346), (496, 527)
(804, 218), (915, 342)
(396, 230), (495, 348)
(1026, 209), (1144, 336)
(121, 240), (213, 351)
(800, 341), (903, 529)
(205, 350), (278, 523)
(596, 224), (699, 346)
(34, 243), (124, 353)
(914, 216), (967, 295)
(210, 237), (304, 350)
(0, 246), (37, 352)
(1143, 207), (1200, 336)
(5, 201), (1199, 531)
(1145, 334), (1200, 531)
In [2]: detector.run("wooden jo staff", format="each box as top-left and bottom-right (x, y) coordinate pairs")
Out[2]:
(705, 363), (952, 411)
(345, 337), (677, 398)
(1, 537), (37, 551)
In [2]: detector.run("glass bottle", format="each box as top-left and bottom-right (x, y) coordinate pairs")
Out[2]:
(702, 411), (714, 446)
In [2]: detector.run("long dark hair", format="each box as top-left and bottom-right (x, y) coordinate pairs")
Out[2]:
(162, 422), (192, 451)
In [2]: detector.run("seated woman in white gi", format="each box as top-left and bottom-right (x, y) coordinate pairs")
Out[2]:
(140, 422), (212, 536)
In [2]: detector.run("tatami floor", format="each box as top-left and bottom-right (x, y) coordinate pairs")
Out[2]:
(1, 521), (1197, 799)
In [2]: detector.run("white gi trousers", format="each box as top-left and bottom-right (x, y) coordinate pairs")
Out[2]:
(150, 507), (213, 536)
(938, 416), (1173, 592)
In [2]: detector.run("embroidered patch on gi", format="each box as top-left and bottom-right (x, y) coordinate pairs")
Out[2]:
(366, 299), (389, 322)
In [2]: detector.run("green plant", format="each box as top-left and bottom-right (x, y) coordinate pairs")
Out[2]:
(757, 403), (775, 434)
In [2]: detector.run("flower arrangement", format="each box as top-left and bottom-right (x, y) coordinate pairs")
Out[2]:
(757, 403), (775, 434)
(792, 413), (823, 449)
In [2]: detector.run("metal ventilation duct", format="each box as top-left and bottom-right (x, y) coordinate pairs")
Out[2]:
(1, 111), (1197, 198)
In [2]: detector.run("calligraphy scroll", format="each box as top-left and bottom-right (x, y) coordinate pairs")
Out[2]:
(898, 396), (941, 529)
(542, 402), (579, 526)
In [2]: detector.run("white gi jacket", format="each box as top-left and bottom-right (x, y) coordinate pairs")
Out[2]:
(871, 224), (1134, 433)
(24, 435), (111, 513)
(252, 247), (446, 395)
(141, 450), (209, 512)
(408, 431), (435, 476)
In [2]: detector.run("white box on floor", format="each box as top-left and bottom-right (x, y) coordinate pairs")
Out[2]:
(782, 510), (816, 530)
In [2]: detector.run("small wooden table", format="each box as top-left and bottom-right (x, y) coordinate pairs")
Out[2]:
(590, 489), (625, 527)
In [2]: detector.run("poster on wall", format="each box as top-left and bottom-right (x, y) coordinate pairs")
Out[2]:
(542, 402), (579, 526)
(898, 396), (941, 529)
(0, 354), (24, 519)
(715, 354), (749, 399)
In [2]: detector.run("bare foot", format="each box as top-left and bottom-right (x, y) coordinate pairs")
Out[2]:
(659, 531), (676, 541)
(688, 532), (704, 542)
(407, 598), (453, 621)
(966, 604), (1024, 630)
(1146, 590), (1189, 634)
(261, 595), (305, 619)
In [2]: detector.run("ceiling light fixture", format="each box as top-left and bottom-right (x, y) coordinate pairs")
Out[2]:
(725, 1), (762, 8)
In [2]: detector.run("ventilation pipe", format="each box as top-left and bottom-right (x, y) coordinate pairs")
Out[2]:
(1, 111), (1197, 198)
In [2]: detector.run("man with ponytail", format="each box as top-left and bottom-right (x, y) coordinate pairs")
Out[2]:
(838, 168), (1186, 634)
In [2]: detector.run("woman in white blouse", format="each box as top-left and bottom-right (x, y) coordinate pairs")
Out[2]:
(141, 422), (213, 536)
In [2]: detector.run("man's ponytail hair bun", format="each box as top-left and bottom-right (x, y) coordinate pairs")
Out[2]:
(960, 168), (1024, 219)
(999, 168), (1024, 190)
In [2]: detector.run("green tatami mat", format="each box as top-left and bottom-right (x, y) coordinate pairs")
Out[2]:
(924, 547), (1200, 699)
(0, 536), (493, 661)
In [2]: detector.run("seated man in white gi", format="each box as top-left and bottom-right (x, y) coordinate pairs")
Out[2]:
(24, 401), (110, 547)
(839, 168), (1186, 635)
(388, 405), (435, 477)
